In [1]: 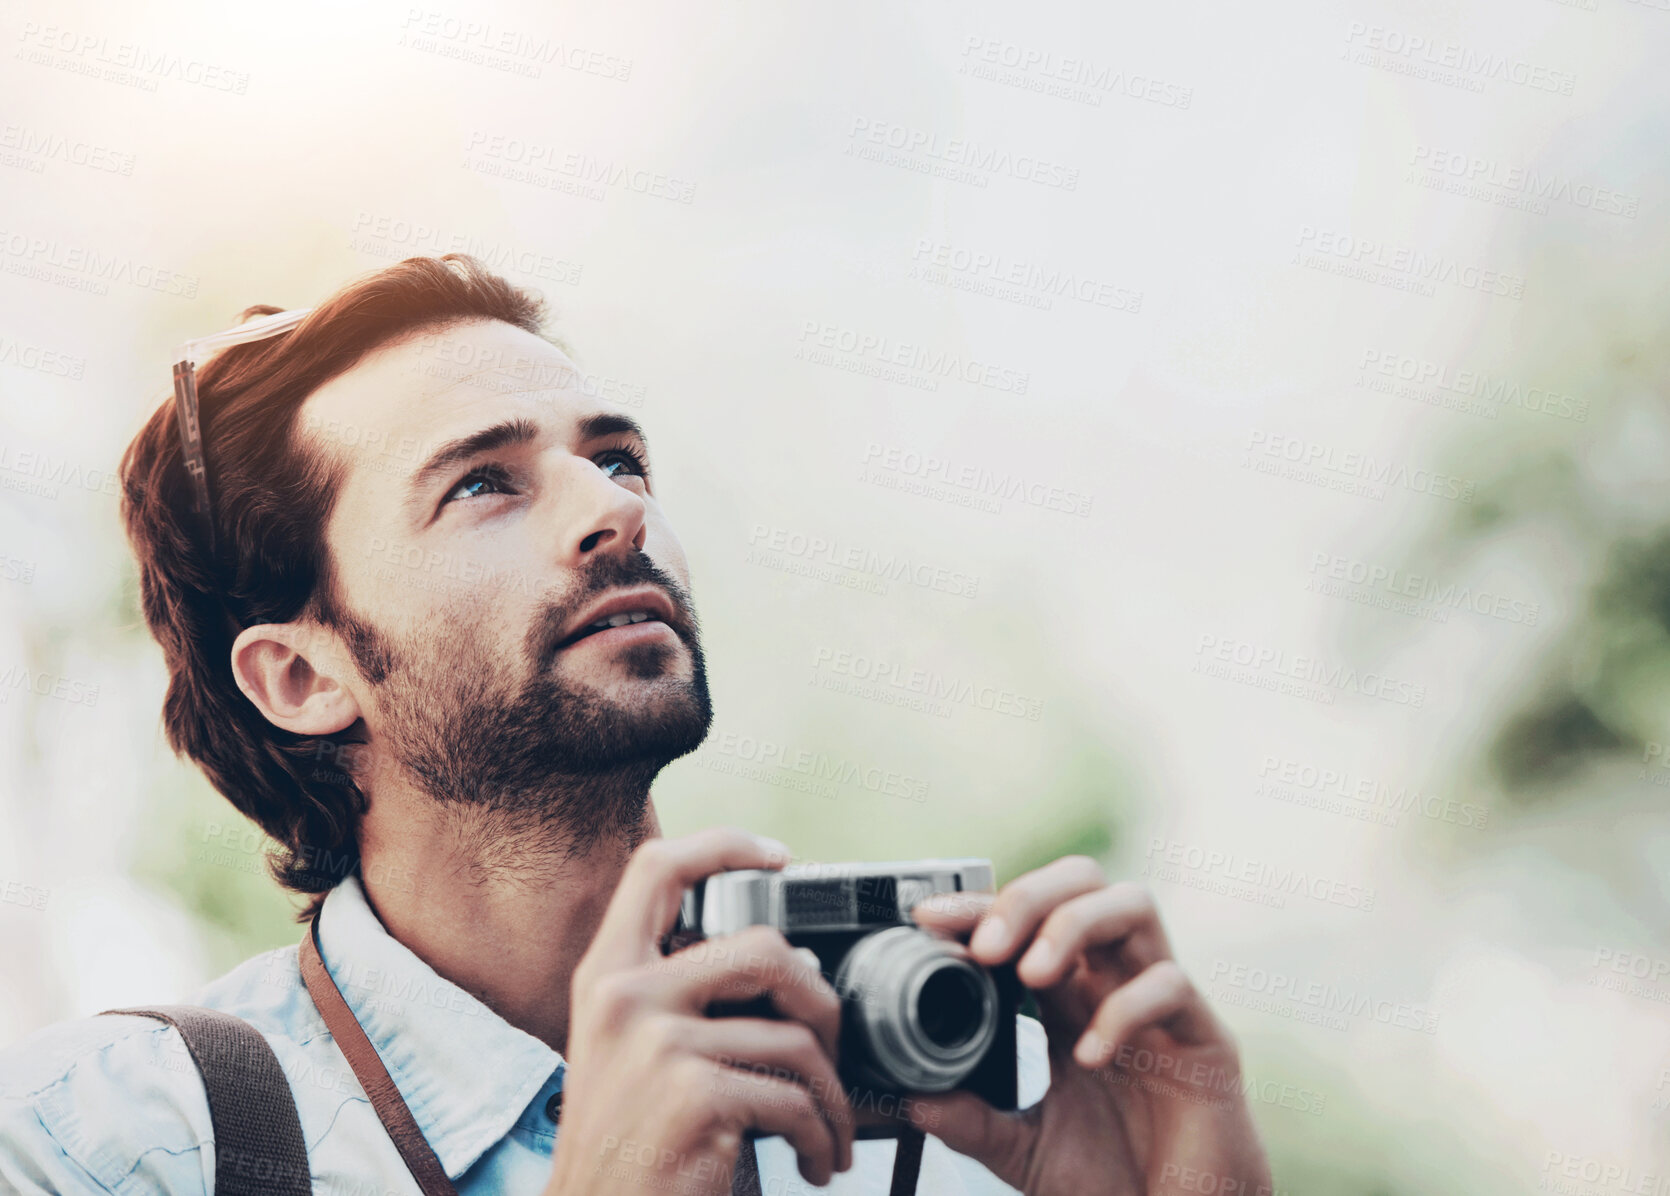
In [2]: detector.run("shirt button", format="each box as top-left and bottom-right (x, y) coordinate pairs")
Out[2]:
(545, 1091), (563, 1122)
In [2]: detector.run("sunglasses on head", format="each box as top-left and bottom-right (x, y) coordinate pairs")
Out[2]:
(171, 307), (312, 553)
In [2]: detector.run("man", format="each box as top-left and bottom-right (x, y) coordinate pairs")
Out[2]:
(0, 255), (1272, 1195)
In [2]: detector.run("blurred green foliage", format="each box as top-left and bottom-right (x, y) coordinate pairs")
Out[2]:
(1427, 202), (1670, 810)
(131, 766), (303, 974)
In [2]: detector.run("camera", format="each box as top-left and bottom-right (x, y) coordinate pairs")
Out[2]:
(679, 859), (1019, 1111)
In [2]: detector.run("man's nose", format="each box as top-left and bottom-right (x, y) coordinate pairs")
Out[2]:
(549, 455), (648, 564)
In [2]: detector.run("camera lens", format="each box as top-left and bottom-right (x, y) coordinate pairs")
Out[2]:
(917, 965), (984, 1049)
(834, 926), (999, 1092)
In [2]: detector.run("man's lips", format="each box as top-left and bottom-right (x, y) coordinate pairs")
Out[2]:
(559, 619), (677, 654)
(552, 586), (683, 652)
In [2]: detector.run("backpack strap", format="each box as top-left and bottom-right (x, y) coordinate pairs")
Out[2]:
(98, 949), (917, 1196)
(100, 1005), (312, 1195)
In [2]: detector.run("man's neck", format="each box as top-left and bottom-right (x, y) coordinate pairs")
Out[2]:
(353, 778), (661, 1055)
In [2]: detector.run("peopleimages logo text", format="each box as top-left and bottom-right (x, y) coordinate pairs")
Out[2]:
(748, 524), (980, 599)
(0, 232), (198, 297)
(1410, 147), (1636, 218)
(17, 23), (251, 93)
(1210, 959), (1440, 1034)
(1296, 227), (1524, 299)
(704, 731), (929, 803)
(1359, 349), (1587, 422)
(797, 322), (1030, 394)
(848, 118), (1079, 190)
(1246, 431), (1476, 503)
(1308, 552), (1539, 625)
(861, 442), (1093, 517)
(1342, 23), (1575, 95)
(1145, 837), (1376, 911)
(1257, 756), (1489, 829)
(810, 647), (1043, 720)
(1194, 634), (1426, 707)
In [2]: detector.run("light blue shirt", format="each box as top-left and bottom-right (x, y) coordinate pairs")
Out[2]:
(0, 876), (1048, 1194)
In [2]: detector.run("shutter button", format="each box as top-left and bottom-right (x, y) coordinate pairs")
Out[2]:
(545, 1091), (563, 1122)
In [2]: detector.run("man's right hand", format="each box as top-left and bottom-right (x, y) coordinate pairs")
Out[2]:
(544, 828), (855, 1196)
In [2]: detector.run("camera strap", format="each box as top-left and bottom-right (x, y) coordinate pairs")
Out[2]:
(888, 1128), (927, 1195)
(302, 917), (925, 1194)
(300, 915), (458, 1196)
(730, 1130), (923, 1196)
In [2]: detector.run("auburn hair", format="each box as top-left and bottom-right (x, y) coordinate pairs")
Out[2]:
(120, 254), (549, 920)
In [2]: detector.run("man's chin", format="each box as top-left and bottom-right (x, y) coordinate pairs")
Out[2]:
(543, 664), (713, 762)
(576, 681), (705, 726)
(554, 655), (697, 701)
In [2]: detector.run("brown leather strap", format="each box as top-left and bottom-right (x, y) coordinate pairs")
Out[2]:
(300, 917), (458, 1196)
(101, 1005), (312, 1195)
(303, 916), (914, 1195)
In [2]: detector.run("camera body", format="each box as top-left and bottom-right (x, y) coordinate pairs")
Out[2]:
(681, 859), (1019, 1112)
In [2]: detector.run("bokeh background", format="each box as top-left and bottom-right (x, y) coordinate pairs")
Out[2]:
(3, 0), (1668, 1190)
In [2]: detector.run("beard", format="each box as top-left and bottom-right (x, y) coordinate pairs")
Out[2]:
(331, 550), (713, 851)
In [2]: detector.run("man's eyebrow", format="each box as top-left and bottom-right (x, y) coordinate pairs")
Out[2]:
(576, 411), (650, 452)
(406, 416), (541, 509)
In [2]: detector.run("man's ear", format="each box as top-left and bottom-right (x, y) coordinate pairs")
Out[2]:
(231, 622), (362, 736)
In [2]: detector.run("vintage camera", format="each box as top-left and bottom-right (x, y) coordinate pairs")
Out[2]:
(680, 859), (1019, 1112)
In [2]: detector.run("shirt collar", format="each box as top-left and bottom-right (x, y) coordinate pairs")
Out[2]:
(314, 876), (564, 1179)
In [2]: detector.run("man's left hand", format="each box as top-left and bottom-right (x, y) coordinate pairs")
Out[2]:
(906, 856), (1273, 1196)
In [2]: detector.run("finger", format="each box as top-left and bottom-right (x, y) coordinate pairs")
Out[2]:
(1015, 882), (1171, 989)
(588, 828), (791, 971)
(663, 926), (842, 1061)
(903, 1089), (1036, 1191)
(1074, 959), (1222, 1068)
(966, 855), (1106, 967)
(689, 1017), (854, 1174)
(1028, 977), (1097, 1056)
(708, 1063), (840, 1188)
(909, 890), (995, 937)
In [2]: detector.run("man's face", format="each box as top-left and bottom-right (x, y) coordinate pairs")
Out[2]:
(297, 317), (710, 839)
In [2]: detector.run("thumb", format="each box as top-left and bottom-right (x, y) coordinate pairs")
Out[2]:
(905, 1090), (1036, 1188)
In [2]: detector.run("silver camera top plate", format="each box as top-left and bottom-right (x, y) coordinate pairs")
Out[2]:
(686, 858), (994, 938)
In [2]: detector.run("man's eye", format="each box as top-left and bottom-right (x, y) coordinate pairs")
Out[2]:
(596, 445), (649, 481)
(442, 464), (515, 505)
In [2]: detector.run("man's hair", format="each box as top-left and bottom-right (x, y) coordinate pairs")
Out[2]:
(120, 254), (549, 920)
